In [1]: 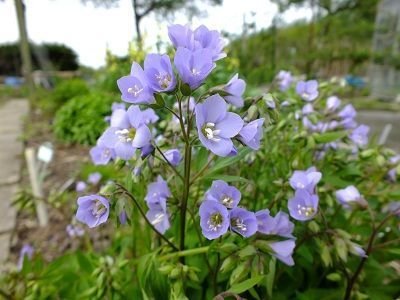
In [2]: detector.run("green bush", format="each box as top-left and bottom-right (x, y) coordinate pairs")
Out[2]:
(53, 92), (115, 145)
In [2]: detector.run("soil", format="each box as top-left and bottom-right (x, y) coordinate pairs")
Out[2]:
(9, 106), (111, 264)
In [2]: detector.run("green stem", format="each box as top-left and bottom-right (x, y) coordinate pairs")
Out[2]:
(159, 246), (209, 262)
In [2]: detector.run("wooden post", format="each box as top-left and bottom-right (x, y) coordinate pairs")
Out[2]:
(25, 148), (49, 227)
(14, 0), (34, 94)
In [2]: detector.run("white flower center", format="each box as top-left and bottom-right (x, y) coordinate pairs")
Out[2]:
(232, 217), (247, 232)
(127, 84), (143, 97)
(207, 213), (223, 231)
(115, 128), (136, 143)
(221, 195), (234, 208)
(202, 122), (221, 142)
(297, 204), (315, 217)
(156, 73), (171, 89)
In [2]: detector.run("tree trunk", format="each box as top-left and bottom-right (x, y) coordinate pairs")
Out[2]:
(131, 0), (143, 47)
(14, 0), (34, 94)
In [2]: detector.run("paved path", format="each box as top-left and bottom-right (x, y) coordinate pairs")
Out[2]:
(358, 111), (400, 151)
(0, 99), (29, 264)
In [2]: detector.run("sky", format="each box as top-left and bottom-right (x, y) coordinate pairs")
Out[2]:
(0, 0), (312, 68)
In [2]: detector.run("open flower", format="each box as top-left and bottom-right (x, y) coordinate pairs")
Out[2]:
(117, 62), (154, 104)
(256, 210), (295, 238)
(223, 74), (246, 107)
(204, 180), (241, 209)
(163, 149), (181, 166)
(76, 195), (110, 228)
(296, 80), (319, 101)
(289, 167), (322, 193)
(174, 47), (215, 89)
(237, 118), (265, 150)
(199, 200), (230, 240)
(195, 95), (243, 156)
(288, 189), (319, 221)
(336, 185), (367, 209)
(276, 70), (293, 91)
(168, 24), (194, 49)
(144, 53), (176, 92)
(88, 172), (102, 185)
(269, 240), (296, 266)
(230, 207), (257, 238)
(349, 124), (369, 147)
(90, 139), (116, 165)
(99, 106), (152, 160)
(326, 96), (341, 112)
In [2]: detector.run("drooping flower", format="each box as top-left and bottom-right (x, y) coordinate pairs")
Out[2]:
(168, 24), (194, 49)
(199, 200), (230, 240)
(111, 102), (126, 111)
(269, 240), (296, 266)
(17, 244), (34, 270)
(204, 180), (241, 209)
(117, 62), (154, 104)
(99, 106), (152, 160)
(174, 47), (215, 89)
(119, 210), (128, 225)
(288, 189), (319, 221)
(76, 195), (110, 228)
(289, 167), (322, 193)
(144, 53), (176, 92)
(296, 80), (319, 102)
(276, 70), (293, 91)
(140, 108), (159, 125)
(335, 185), (367, 209)
(66, 224), (85, 237)
(326, 96), (341, 112)
(76, 181), (87, 192)
(145, 176), (171, 211)
(349, 124), (369, 147)
(168, 24), (226, 61)
(237, 118), (265, 150)
(195, 95), (244, 156)
(338, 104), (357, 120)
(146, 204), (170, 234)
(256, 210), (295, 238)
(90, 140), (116, 165)
(163, 149), (182, 166)
(223, 73), (246, 107)
(88, 172), (102, 185)
(302, 103), (314, 116)
(193, 25), (226, 61)
(350, 243), (367, 258)
(230, 207), (258, 238)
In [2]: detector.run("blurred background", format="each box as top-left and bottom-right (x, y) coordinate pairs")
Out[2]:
(1, 0), (399, 102)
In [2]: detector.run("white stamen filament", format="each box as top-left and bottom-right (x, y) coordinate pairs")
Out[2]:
(92, 201), (106, 217)
(221, 195), (234, 208)
(115, 128), (135, 143)
(208, 213), (223, 231)
(127, 85), (143, 97)
(232, 218), (247, 232)
(151, 213), (165, 226)
(156, 73), (171, 89)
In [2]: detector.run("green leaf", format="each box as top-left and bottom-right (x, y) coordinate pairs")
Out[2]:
(327, 273), (341, 282)
(314, 131), (348, 144)
(180, 83), (192, 96)
(238, 245), (257, 259)
(334, 238), (348, 262)
(227, 275), (264, 294)
(229, 262), (248, 285)
(266, 258), (276, 298)
(207, 148), (252, 175)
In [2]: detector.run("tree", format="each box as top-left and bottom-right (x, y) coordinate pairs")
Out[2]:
(82, 0), (223, 44)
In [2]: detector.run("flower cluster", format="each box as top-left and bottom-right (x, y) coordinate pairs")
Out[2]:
(288, 167), (321, 221)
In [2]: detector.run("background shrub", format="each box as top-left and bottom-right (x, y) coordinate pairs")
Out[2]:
(53, 92), (115, 145)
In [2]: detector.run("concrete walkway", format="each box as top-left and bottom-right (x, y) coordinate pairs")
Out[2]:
(0, 99), (29, 264)
(358, 111), (400, 151)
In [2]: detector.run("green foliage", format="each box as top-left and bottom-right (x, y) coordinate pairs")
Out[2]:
(39, 78), (90, 113)
(53, 92), (114, 145)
